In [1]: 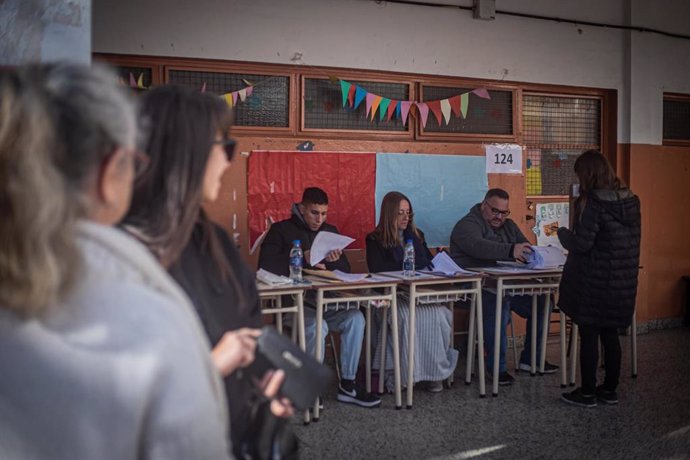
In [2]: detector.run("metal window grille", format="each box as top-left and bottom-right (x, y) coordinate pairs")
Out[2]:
(112, 65), (153, 91)
(303, 78), (409, 131)
(663, 97), (690, 140)
(523, 95), (601, 196)
(421, 86), (513, 135)
(167, 70), (289, 128)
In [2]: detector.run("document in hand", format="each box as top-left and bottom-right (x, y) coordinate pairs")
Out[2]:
(256, 268), (293, 286)
(525, 246), (567, 269)
(421, 251), (474, 276)
(309, 231), (355, 266)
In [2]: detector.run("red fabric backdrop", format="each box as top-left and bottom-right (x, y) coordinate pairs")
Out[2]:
(247, 151), (376, 249)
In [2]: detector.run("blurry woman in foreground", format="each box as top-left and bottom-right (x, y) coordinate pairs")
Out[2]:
(0, 64), (230, 459)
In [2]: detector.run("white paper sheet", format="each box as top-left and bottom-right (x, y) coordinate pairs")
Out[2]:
(256, 268), (293, 286)
(527, 246), (567, 269)
(420, 251), (474, 276)
(309, 231), (355, 266)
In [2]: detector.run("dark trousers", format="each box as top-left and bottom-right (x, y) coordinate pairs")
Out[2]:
(579, 324), (621, 395)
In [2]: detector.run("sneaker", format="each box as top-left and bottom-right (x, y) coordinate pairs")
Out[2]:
(487, 369), (515, 386)
(426, 380), (444, 393)
(518, 360), (559, 374)
(561, 388), (597, 408)
(337, 380), (381, 408)
(596, 385), (619, 405)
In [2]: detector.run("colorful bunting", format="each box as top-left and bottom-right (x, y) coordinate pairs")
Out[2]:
(219, 85), (255, 109)
(335, 77), (490, 127)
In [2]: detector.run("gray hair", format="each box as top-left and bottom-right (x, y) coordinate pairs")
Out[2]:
(0, 63), (138, 316)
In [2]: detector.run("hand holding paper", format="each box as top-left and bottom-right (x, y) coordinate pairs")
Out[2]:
(308, 231), (355, 266)
(525, 246), (566, 269)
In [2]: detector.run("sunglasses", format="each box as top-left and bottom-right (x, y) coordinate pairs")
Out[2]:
(213, 138), (236, 162)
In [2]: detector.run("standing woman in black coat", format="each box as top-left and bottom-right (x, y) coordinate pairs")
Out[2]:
(557, 150), (641, 408)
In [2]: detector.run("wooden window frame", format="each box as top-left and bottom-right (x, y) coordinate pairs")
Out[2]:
(663, 92), (690, 147)
(93, 53), (164, 87)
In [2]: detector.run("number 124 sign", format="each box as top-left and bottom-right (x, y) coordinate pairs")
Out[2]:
(485, 144), (523, 174)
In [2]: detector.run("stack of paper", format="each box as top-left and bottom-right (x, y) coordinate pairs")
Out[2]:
(419, 251), (474, 276)
(304, 269), (369, 283)
(256, 268), (293, 286)
(525, 246), (566, 269)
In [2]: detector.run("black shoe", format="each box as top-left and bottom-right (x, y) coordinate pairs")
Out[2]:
(337, 380), (381, 408)
(561, 388), (597, 408)
(596, 385), (619, 405)
(486, 369), (515, 386)
(518, 360), (559, 374)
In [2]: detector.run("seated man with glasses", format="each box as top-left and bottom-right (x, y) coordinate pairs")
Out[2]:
(449, 188), (558, 385)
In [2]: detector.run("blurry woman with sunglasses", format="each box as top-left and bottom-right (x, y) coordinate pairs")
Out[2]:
(122, 85), (295, 459)
(0, 64), (230, 459)
(366, 191), (458, 393)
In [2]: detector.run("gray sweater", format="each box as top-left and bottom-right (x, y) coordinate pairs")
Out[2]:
(0, 221), (232, 460)
(449, 203), (528, 268)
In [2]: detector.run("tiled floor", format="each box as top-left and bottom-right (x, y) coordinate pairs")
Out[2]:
(292, 327), (690, 459)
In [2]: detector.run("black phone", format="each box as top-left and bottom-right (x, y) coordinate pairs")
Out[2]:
(245, 326), (334, 410)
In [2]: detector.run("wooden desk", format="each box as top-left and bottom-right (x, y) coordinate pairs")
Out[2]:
(379, 272), (486, 407)
(474, 267), (562, 397)
(305, 276), (402, 420)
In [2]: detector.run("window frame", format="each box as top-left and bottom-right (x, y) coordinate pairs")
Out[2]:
(663, 92), (690, 147)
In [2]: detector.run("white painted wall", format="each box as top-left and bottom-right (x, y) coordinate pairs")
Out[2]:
(0, 0), (91, 65)
(92, 0), (690, 144)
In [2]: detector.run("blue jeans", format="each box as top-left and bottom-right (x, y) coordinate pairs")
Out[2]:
(482, 289), (548, 373)
(303, 307), (364, 381)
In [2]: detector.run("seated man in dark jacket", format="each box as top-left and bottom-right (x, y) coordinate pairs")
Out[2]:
(449, 188), (558, 385)
(259, 187), (380, 408)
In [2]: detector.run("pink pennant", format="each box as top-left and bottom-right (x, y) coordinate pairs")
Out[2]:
(232, 91), (238, 105)
(416, 102), (430, 128)
(128, 73), (136, 87)
(400, 101), (412, 126)
(246, 86), (254, 97)
(472, 88), (491, 99)
(365, 93), (376, 117)
(200, 82), (207, 93)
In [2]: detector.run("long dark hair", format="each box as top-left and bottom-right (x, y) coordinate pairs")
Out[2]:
(371, 191), (420, 248)
(573, 149), (625, 219)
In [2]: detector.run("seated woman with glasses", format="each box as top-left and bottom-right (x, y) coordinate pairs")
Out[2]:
(365, 191), (458, 393)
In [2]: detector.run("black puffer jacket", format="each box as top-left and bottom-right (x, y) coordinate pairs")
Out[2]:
(557, 189), (641, 328)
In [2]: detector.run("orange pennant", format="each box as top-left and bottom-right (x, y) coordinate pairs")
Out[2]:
(449, 95), (462, 117)
(370, 95), (383, 120)
(386, 99), (398, 120)
(347, 84), (356, 107)
(427, 100), (443, 125)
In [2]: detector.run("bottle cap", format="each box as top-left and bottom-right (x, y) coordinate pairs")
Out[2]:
(292, 240), (301, 246)
(406, 239), (413, 244)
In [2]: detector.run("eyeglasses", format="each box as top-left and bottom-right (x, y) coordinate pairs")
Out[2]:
(213, 138), (236, 162)
(483, 201), (510, 217)
(397, 210), (414, 218)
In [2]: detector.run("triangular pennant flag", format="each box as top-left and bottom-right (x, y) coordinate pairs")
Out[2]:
(201, 82), (207, 93)
(395, 101), (402, 119)
(238, 88), (247, 102)
(365, 93), (376, 117)
(354, 86), (367, 110)
(129, 73), (136, 87)
(472, 88), (491, 99)
(347, 84), (356, 107)
(224, 93), (234, 108)
(387, 99), (398, 120)
(118, 76), (126, 86)
(461, 93), (469, 118)
(416, 102), (430, 128)
(340, 80), (352, 107)
(379, 98), (391, 121)
(328, 75), (340, 84)
(232, 91), (239, 105)
(137, 74), (144, 88)
(370, 96), (383, 121)
(427, 100), (443, 125)
(400, 101), (412, 126)
(245, 86), (253, 97)
(449, 95), (462, 117)
(242, 79), (254, 87)
(440, 98), (452, 125)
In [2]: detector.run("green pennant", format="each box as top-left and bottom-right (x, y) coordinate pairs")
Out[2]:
(340, 80), (352, 107)
(461, 93), (469, 118)
(379, 98), (391, 121)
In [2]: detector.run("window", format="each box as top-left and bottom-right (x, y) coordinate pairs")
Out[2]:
(523, 94), (601, 196)
(663, 93), (690, 145)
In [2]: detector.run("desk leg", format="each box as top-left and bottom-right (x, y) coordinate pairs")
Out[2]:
(631, 309), (638, 378)
(475, 284), (486, 398)
(560, 312), (567, 388)
(276, 296), (283, 335)
(407, 284), (417, 409)
(539, 293), (551, 375)
(366, 304), (372, 393)
(297, 291), (306, 351)
(465, 292), (477, 386)
(313, 289), (324, 421)
(390, 287), (402, 409)
(379, 307), (388, 396)
(531, 295), (538, 376)
(493, 280), (503, 397)
(569, 323), (578, 386)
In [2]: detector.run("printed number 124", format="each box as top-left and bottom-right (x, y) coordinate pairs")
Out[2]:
(494, 153), (513, 164)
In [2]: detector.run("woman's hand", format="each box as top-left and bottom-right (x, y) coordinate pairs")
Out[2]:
(258, 370), (295, 418)
(211, 328), (261, 377)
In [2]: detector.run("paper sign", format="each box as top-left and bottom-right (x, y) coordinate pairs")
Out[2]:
(534, 202), (569, 248)
(309, 231), (355, 266)
(485, 144), (523, 174)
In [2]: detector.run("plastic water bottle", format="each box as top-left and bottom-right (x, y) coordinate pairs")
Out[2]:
(289, 240), (303, 283)
(403, 239), (415, 278)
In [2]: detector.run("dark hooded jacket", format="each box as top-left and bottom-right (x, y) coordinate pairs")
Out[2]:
(557, 189), (641, 328)
(258, 203), (350, 276)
